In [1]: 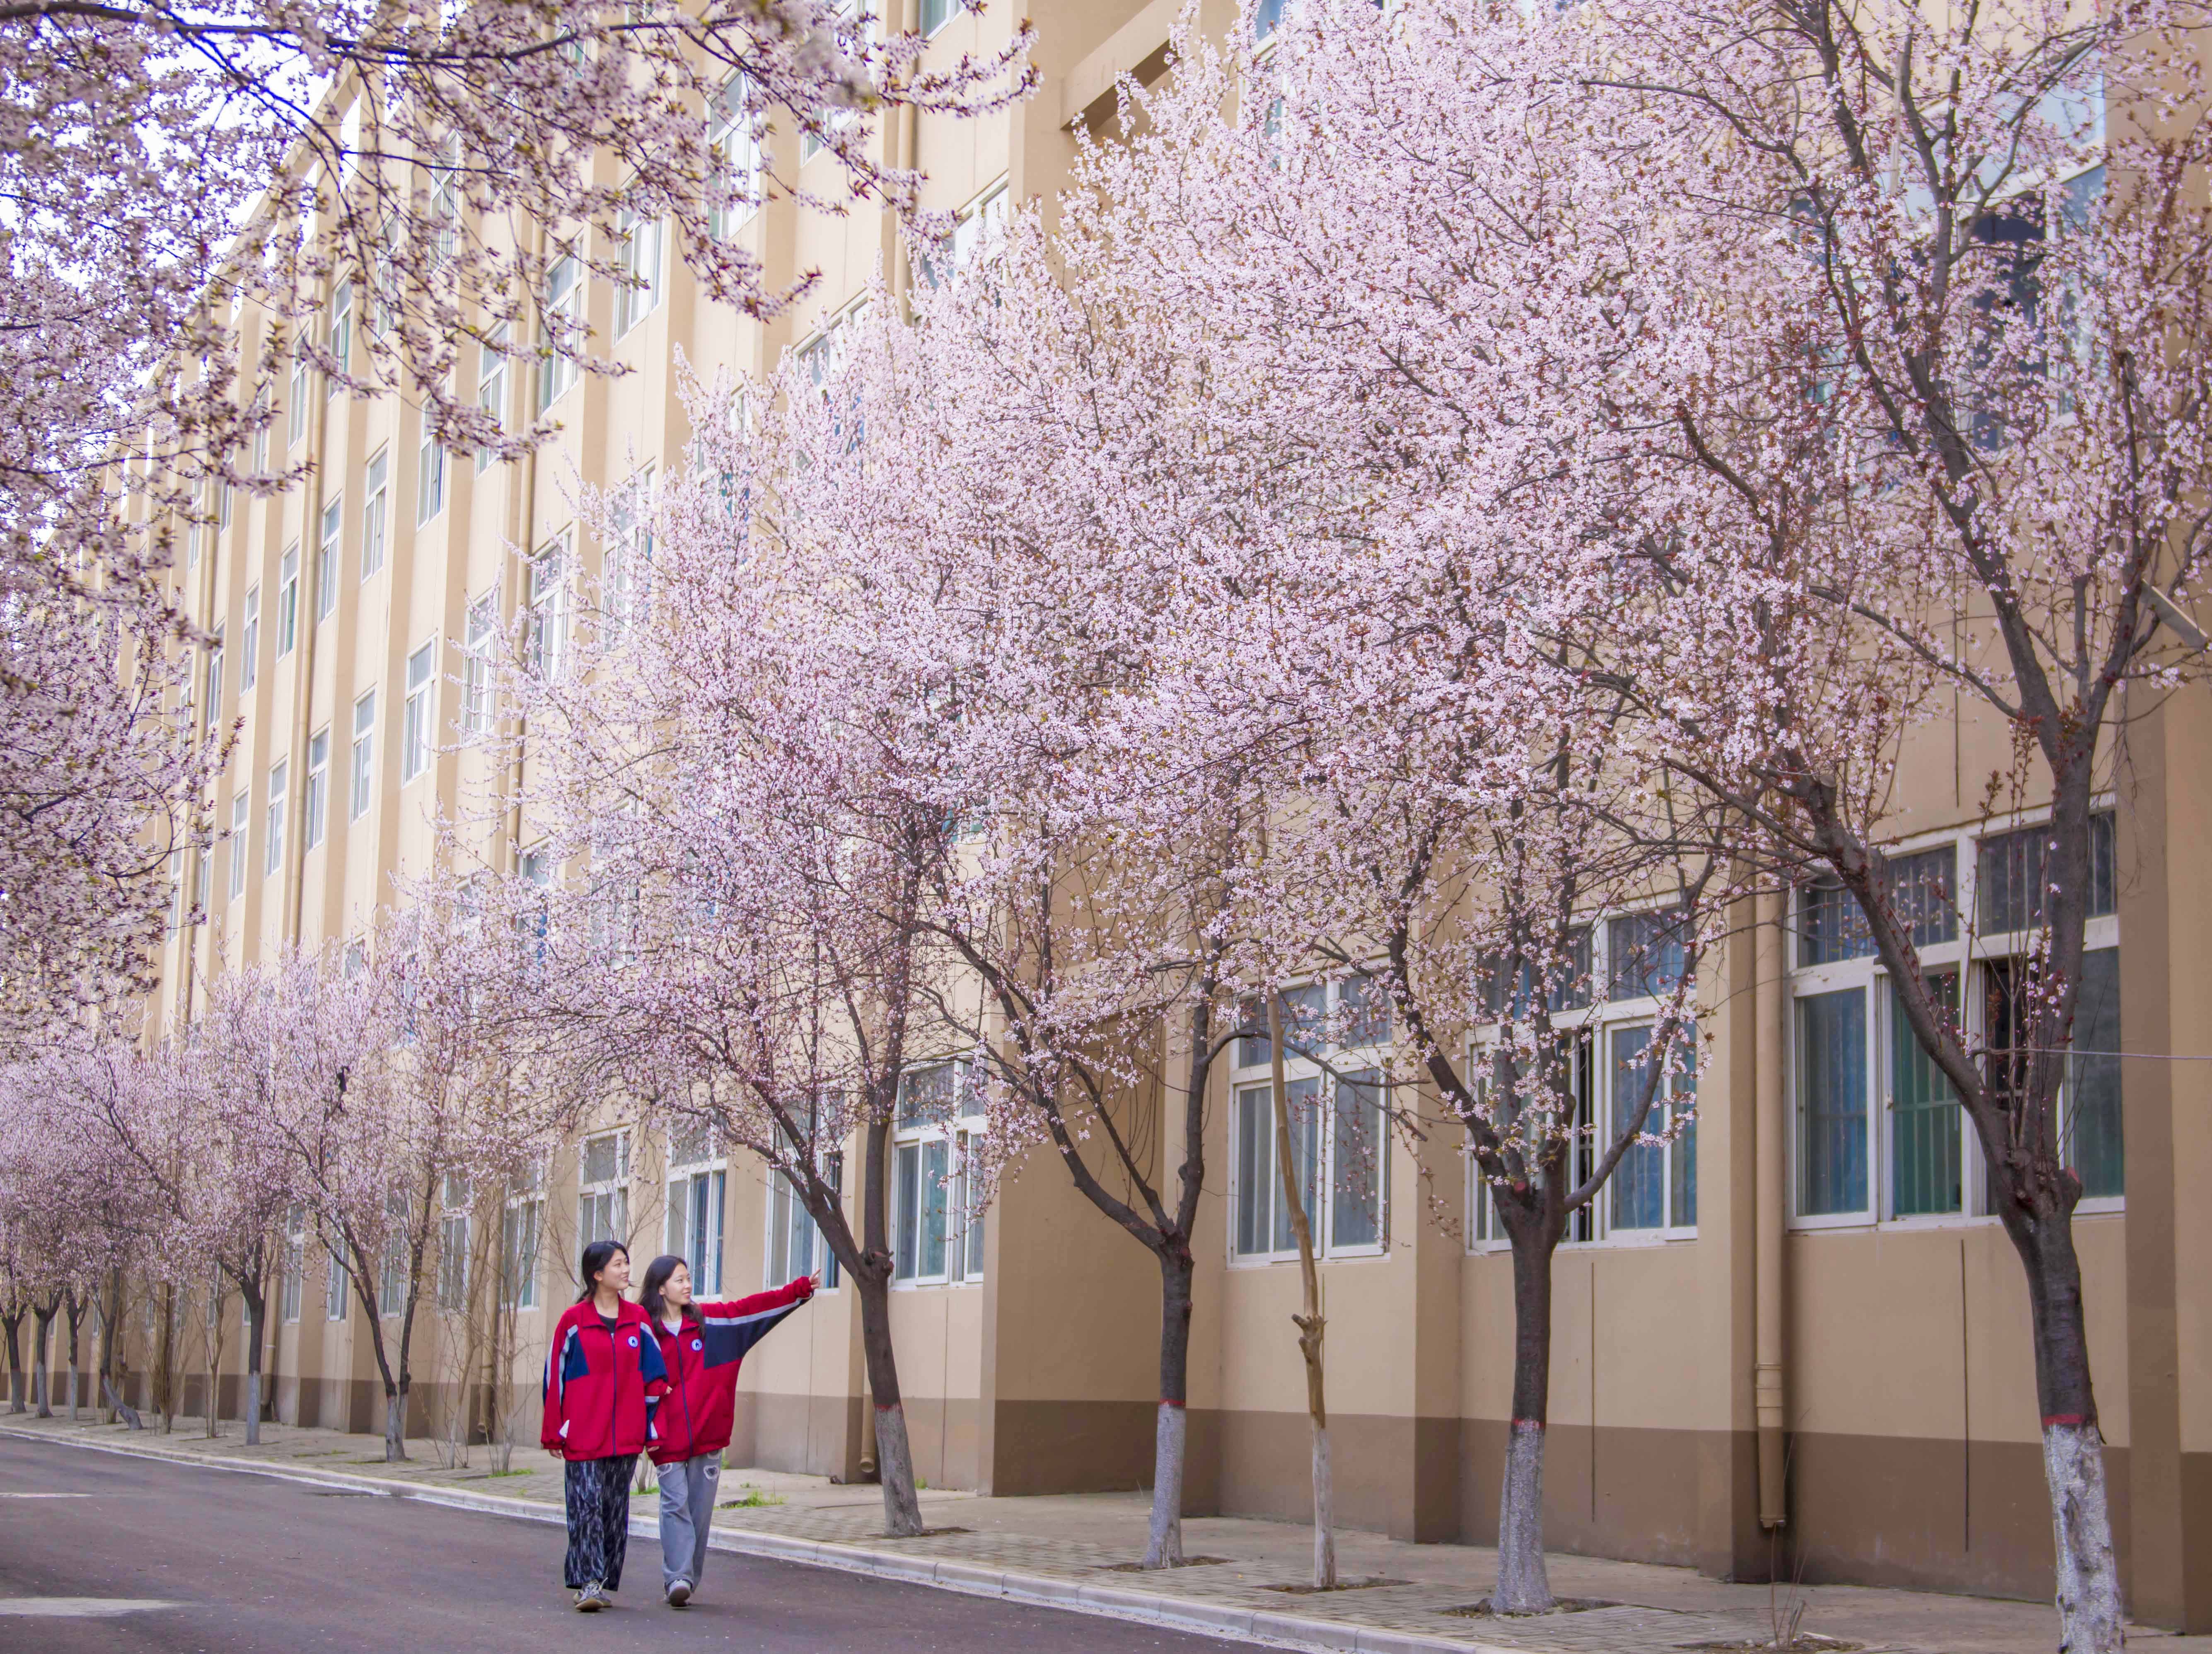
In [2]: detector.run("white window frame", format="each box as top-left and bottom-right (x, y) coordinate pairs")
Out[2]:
(538, 254), (581, 411)
(361, 448), (387, 581)
(417, 422), (447, 525)
(462, 591), (496, 736)
(276, 546), (299, 656)
(1230, 978), (1392, 1267)
(613, 206), (663, 337)
(476, 326), (508, 472)
(1783, 809), (2123, 1233)
(665, 1124), (727, 1296)
(402, 640), (436, 783)
(304, 726), (330, 850)
(578, 1130), (630, 1249)
(240, 584), (260, 693)
(1462, 914), (1701, 1254)
(529, 533), (569, 680)
(501, 1159), (546, 1312)
(603, 470), (651, 642)
(437, 1174), (470, 1314)
(326, 1241), (349, 1322)
(226, 792), (249, 901)
(890, 1060), (986, 1288)
(708, 76), (761, 239)
(280, 1206), (306, 1323)
(263, 758), (287, 877)
(350, 690), (376, 820)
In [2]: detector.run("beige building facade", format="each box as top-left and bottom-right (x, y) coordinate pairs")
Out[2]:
(57, 0), (2212, 1633)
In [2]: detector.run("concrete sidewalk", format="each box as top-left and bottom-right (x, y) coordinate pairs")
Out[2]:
(2, 1411), (2196, 1654)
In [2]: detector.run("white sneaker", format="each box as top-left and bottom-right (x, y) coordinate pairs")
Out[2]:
(666, 1579), (692, 1607)
(574, 1581), (607, 1612)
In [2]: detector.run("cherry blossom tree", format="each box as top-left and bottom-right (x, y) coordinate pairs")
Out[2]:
(451, 366), (997, 1535)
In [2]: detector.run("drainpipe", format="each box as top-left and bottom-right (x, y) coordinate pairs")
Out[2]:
(1754, 886), (1788, 1529)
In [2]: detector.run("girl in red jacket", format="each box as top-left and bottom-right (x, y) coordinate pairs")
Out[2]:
(543, 1240), (669, 1611)
(638, 1254), (815, 1607)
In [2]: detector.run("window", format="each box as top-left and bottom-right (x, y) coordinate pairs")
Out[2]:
(227, 793), (248, 900)
(1791, 817), (2121, 1225)
(350, 691), (375, 819)
(500, 1170), (544, 1311)
(326, 1243), (349, 1321)
(304, 727), (330, 850)
(1605, 1024), (1697, 1232)
(1607, 908), (1688, 1002)
(1254, 0), (1287, 39)
(1978, 813), (2116, 935)
(578, 1132), (629, 1247)
(604, 471), (651, 641)
(417, 424), (446, 524)
(289, 354), (310, 447)
(241, 585), (260, 692)
(950, 182), (1006, 271)
(1232, 979), (1390, 1261)
(892, 1063), (986, 1285)
(665, 1123), (725, 1295)
(613, 207), (662, 336)
(378, 1190), (409, 1315)
(437, 1175), (470, 1313)
(264, 760), (287, 877)
(921, 0), (958, 34)
(529, 537), (568, 678)
(538, 255), (580, 411)
(327, 282), (352, 390)
(429, 143), (460, 267)
(768, 1162), (840, 1290)
(1891, 975), (1963, 1216)
(276, 546), (299, 656)
(402, 641), (436, 782)
(708, 77), (760, 239)
(462, 593), (496, 735)
(251, 398), (271, 476)
(1797, 988), (1866, 1216)
(362, 448), (387, 580)
(2068, 947), (2124, 1198)
(281, 1207), (306, 1323)
(203, 630), (224, 722)
(476, 327), (508, 472)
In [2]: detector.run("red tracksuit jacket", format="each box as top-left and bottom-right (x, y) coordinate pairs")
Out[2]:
(542, 1298), (670, 1461)
(646, 1277), (814, 1468)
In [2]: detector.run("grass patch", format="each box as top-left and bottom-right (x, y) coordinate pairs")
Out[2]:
(1262, 1578), (1410, 1595)
(718, 1487), (787, 1510)
(1442, 1598), (1615, 1617)
(486, 1468), (533, 1479)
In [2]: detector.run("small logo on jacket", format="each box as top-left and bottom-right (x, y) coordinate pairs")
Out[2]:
(627, 1334), (639, 1348)
(691, 1338), (703, 1352)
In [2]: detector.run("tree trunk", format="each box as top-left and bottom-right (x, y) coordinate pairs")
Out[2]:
(2, 1312), (24, 1413)
(242, 1289), (265, 1447)
(1494, 1224), (1557, 1615)
(1999, 1211), (2123, 1654)
(156, 1281), (176, 1434)
(97, 1272), (120, 1425)
(853, 1270), (923, 1536)
(385, 1383), (407, 1461)
(32, 1303), (57, 1417)
(64, 1295), (84, 1422)
(1143, 1248), (1197, 1567)
(1269, 996), (1334, 1589)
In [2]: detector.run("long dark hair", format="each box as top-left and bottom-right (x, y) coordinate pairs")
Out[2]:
(574, 1240), (630, 1305)
(640, 1254), (694, 1324)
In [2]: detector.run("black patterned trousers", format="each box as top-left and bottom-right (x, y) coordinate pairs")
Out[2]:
(562, 1454), (638, 1590)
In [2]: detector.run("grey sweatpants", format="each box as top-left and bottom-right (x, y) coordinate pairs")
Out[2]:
(656, 1453), (719, 1592)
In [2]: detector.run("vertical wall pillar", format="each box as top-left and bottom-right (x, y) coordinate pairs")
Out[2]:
(1754, 888), (1788, 1532)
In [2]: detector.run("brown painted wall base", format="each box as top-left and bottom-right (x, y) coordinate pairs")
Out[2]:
(1790, 1431), (2131, 1603)
(1458, 1419), (1712, 1568)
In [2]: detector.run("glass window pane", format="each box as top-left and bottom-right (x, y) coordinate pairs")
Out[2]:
(1609, 1025), (1666, 1230)
(893, 1142), (920, 1279)
(1607, 910), (1688, 1003)
(1274, 1076), (1320, 1254)
(2069, 948), (2124, 1197)
(920, 1138), (949, 1278)
(1798, 988), (1869, 1216)
(1330, 1070), (1383, 1250)
(1890, 975), (1963, 1216)
(1670, 1029), (1698, 1229)
(1887, 846), (1960, 947)
(1979, 814), (2115, 933)
(1799, 882), (1875, 967)
(1235, 1086), (1270, 1255)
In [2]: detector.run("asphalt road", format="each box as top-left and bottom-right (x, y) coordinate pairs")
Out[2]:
(0, 1435), (1254, 1654)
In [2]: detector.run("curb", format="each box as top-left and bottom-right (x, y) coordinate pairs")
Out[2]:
(0, 1424), (1504, 1654)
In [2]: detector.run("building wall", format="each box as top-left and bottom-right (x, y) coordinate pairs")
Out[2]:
(81, 0), (2211, 1631)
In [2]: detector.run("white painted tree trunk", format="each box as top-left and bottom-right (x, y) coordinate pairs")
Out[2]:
(874, 1401), (926, 1537)
(384, 1391), (406, 1461)
(244, 1371), (262, 1448)
(1143, 1402), (1187, 1567)
(1494, 1419), (1553, 1615)
(1310, 1422), (1336, 1587)
(66, 1344), (79, 1422)
(2044, 1422), (2124, 1654)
